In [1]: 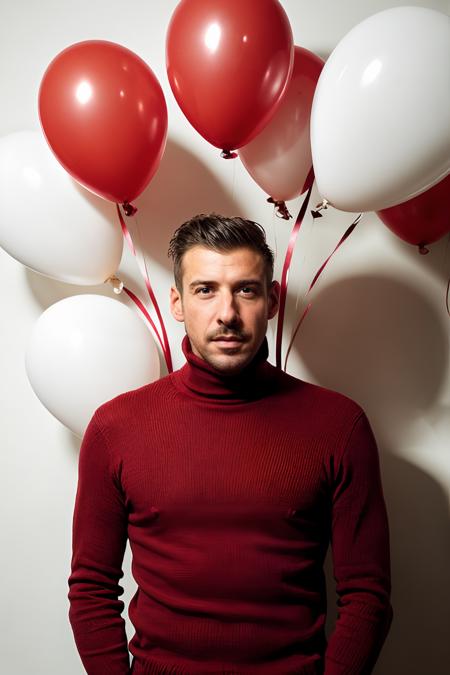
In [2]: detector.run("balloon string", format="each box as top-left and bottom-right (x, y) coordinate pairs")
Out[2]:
(231, 157), (237, 203)
(116, 204), (173, 373)
(283, 212), (363, 371)
(131, 209), (173, 372)
(117, 203), (136, 255)
(119, 203), (173, 373)
(122, 286), (167, 356)
(271, 206), (278, 263)
(275, 184), (313, 369)
(294, 207), (315, 315)
(446, 276), (450, 317)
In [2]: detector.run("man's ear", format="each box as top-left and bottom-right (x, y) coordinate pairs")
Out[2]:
(268, 280), (280, 320)
(170, 285), (184, 322)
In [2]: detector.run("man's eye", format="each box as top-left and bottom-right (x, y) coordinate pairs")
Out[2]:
(240, 287), (255, 296)
(197, 287), (212, 294)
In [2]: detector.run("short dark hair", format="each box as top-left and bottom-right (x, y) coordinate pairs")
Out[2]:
(167, 213), (274, 292)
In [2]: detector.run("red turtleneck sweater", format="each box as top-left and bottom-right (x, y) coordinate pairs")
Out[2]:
(68, 335), (393, 675)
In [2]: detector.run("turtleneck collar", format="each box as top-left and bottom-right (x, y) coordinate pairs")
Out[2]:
(171, 334), (277, 404)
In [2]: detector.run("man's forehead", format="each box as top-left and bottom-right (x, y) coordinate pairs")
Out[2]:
(182, 245), (265, 277)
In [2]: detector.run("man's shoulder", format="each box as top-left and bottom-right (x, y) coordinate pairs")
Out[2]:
(92, 371), (176, 430)
(269, 363), (364, 420)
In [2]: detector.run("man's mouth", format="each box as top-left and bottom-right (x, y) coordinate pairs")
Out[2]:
(211, 336), (246, 347)
(212, 335), (244, 342)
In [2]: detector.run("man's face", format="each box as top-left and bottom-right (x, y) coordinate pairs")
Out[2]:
(170, 245), (280, 374)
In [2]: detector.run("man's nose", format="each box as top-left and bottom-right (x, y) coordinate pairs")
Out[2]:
(217, 291), (240, 326)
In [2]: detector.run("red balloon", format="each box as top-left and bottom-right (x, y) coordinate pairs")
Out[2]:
(377, 174), (450, 254)
(166, 0), (294, 153)
(39, 40), (168, 204)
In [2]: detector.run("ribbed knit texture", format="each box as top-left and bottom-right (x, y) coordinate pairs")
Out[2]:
(68, 335), (393, 675)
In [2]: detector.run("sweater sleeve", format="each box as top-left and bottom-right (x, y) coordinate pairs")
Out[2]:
(68, 412), (131, 675)
(324, 412), (393, 675)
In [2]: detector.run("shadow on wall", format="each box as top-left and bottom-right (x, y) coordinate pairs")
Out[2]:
(323, 452), (450, 675)
(133, 137), (244, 272)
(377, 452), (450, 675)
(287, 274), (450, 673)
(285, 273), (448, 425)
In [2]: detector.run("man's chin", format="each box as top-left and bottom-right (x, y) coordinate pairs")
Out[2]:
(205, 350), (252, 375)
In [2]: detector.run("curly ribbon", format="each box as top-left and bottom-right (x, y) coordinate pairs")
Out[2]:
(275, 184), (314, 370)
(283, 212), (363, 371)
(267, 197), (292, 220)
(115, 203), (173, 373)
(220, 149), (238, 159)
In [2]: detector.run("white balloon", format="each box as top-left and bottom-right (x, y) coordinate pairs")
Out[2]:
(311, 7), (450, 212)
(0, 130), (123, 284)
(25, 295), (160, 437)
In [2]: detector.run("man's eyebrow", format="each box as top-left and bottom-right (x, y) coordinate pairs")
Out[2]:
(188, 280), (215, 290)
(188, 279), (263, 289)
(234, 279), (264, 287)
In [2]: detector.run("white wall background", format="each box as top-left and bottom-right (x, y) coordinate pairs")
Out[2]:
(1, 1), (449, 673)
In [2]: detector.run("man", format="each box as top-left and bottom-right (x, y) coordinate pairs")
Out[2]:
(68, 214), (393, 675)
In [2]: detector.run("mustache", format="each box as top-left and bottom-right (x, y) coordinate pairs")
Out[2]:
(209, 330), (248, 341)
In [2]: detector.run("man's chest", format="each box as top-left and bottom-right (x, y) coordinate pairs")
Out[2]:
(120, 409), (333, 538)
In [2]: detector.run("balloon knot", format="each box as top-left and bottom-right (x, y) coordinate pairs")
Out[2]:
(418, 243), (429, 255)
(267, 197), (292, 220)
(311, 198), (328, 219)
(220, 149), (237, 159)
(122, 201), (137, 216)
(105, 274), (124, 294)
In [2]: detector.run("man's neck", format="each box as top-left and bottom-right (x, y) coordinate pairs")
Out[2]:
(171, 334), (277, 404)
